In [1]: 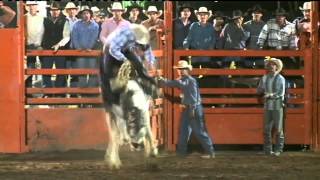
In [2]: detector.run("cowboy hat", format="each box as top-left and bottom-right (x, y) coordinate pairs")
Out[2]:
(273, 8), (288, 17)
(62, 2), (78, 16)
(108, 2), (126, 14)
(194, 7), (212, 17)
(143, 6), (163, 17)
(91, 6), (100, 15)
(299, 2), (311, 11)
(25, 1), (39, 12)
(25, 1), (38, 5)
(231, 10), (243, 20)
(248, 4), (265, 14)
(64, 2), (78, 10)
(130, 24), (150, 45)
(127, 3), (143, 13)
(212, 11), (228, 19)
(79, 5), (93, 17)
(48, 2), (62, 11)
(264, 57), (283, 73)
(178, 3), (193, 13)
(173, 60), (193, 71)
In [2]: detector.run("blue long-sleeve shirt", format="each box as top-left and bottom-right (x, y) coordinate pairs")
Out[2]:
(71, 20), (99, 50)
(161, 75), (201, 106)
(183, 22), (215, 50)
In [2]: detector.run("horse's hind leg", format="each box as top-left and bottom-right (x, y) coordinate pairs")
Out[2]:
(104, 112), (121, 169)
(139, 108), (158, 157)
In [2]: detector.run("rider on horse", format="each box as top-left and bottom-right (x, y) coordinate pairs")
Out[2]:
(100, 24), (157, 108)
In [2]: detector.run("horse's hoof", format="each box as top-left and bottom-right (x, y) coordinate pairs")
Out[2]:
(109, 163), (121, 170)
(151, 148), (158, 157)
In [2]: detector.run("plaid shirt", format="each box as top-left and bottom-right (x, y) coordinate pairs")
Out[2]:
(257, 19), (297, 50)
(106, 26), (156, 66)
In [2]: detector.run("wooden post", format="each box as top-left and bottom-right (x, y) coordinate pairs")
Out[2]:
(163, 1), (174, 151)
(311, 1), (320, 151)
(0, 2), (27, 153)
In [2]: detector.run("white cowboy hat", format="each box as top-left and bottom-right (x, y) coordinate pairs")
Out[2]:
(25, 1), (38, 5)
(130, 24), (150, 45)
(143, 6), (163, 17)
(107, 2), (126, 13)
(173, 60), (193, 71)
(64, 2), (78, 9)
(194, 7), (212, 17)
(25, 1), (39, 12)
(91, 6), (100, 14)
(299, 2), (311, 11)
(264, 57), (283, 74)
(62, 2), (78, 16)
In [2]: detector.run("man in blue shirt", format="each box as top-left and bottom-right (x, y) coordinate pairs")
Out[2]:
(183, 7), (215, 68)
(158, 60), (215, 159)
(71, 7), (99, 88)
(100, 24), (157, 107)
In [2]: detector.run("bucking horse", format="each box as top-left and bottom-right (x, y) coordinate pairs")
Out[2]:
(100, 47), (159, 169)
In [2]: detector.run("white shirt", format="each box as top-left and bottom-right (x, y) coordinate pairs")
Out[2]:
(26, 13), (45, 46)
(57, 21), (71, 47)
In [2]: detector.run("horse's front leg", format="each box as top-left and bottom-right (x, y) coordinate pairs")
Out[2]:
(112, 105), (131, 145)
(140, 106), (158, 158)
(104, 112), (122, 169)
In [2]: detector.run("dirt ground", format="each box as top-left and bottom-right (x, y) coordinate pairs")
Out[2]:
(0, 148), (320, 180)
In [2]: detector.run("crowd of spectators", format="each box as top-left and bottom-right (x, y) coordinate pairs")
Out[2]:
(21, 1), (314, 98)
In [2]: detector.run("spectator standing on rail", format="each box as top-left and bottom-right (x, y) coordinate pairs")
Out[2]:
(220, 10), (249, 68)
(41, 2), (70, 91)
(142, 6), (164, 50)
(293, 1), (311, 48)
(243, 5), (266, 68)
(71, 6), (99, 88)
(257, 8), (296, 51)
(183, 6), (215, 68)
(24, 1), (45, 88)
(257, 8), (297, 69)
(127, 3), (143, 24)
(173, 3), (194, 49)
(62, 2), (79, 89)
(100, 2), (130, 46)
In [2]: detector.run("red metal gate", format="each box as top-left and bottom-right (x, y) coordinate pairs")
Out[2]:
(162, 1), (320, 151)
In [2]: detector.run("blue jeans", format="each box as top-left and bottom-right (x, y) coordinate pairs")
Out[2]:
(263, 109), (285, 153)
(41, 56), (66, 88)
(76, 57), (99, 88)
(177, 104), (214, 155)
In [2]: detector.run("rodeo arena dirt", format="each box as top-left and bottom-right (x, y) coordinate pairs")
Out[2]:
(0, 149), (320, 179)
(1, 1), (320, 180)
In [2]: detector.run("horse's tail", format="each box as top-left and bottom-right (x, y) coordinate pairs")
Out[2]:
(100, 54), (108, 102)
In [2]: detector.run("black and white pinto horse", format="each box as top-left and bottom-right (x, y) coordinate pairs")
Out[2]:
(100, 50), (159, 169)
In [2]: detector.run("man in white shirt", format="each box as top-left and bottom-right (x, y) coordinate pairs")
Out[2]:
(24, 1), (45, 87)
(63, 2), (79, 88)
